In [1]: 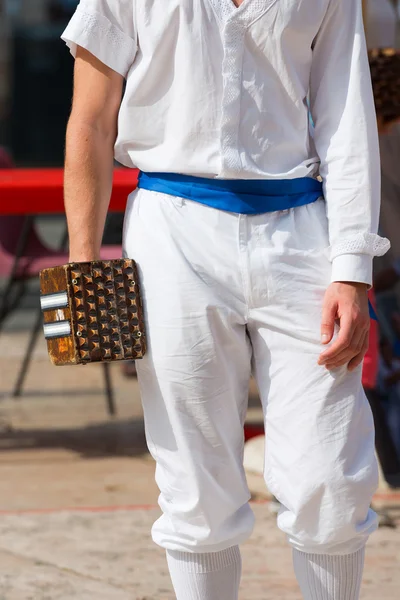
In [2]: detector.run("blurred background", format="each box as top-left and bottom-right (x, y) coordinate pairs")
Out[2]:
(0, 1), (77, 165)
(0, 1), (399, 598)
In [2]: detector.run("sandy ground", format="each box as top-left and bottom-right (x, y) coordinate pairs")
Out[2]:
(0, 332), (399, 599)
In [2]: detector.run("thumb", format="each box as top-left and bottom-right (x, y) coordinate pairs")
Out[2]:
(321, 295), (337, 344)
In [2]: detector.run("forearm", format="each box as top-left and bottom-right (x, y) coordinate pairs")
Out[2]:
(64, 116), (116, 262)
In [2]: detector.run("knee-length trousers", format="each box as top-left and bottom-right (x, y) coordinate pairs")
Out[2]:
(123, 189), (378, 555)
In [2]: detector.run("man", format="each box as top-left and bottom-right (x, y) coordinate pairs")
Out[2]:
(61, 1), (389, 599)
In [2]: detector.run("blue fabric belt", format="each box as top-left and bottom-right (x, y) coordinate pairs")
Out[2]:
(138, 172), (323, 215)
(137, 171), (376, 321)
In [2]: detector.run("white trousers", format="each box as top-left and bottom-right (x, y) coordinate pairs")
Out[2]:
(122, 189), (378, 555)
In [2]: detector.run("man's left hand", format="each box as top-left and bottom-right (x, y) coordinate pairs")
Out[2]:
(318, 282), (370, 371)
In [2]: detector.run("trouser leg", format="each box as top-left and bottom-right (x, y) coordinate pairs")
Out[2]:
(251, 311), (377, 557)
(123, 189), (254, 554)
(245, 200), (378, 598)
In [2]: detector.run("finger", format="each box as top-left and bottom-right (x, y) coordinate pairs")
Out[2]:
(348, 332), (370, 372)
(346, 351), (366, 372)
(318, 313), (355, 364)
(320, 296), (337, 345)
(324, 353), (355, 370)
(325, 330), (369, 371)
(323, 326), (367, 367)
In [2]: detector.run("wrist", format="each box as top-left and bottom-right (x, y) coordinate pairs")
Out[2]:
(68, 250), (100, 263)
(335, 281), (369, 290)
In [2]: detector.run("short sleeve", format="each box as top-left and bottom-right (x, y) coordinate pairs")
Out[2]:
(61, 0), (137, 78)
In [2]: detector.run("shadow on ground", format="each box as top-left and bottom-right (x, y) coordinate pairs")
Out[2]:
(0, 417), (149, 459)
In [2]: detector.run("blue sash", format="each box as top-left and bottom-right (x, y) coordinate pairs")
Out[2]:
(137, 171), (376, 321)
(138, 171), (323, 215)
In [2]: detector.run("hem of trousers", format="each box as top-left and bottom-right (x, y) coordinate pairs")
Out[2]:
(287, 537), (372, 556)
(292, 545), (367, 557)
(151, 531), (252, 554)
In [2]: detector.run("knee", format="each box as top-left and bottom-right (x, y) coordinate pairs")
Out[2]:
(272, 453), (379, 553)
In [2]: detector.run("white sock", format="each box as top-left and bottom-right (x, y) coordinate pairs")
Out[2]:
(293, 547), (365, 600)
(166, 546), (241, 600)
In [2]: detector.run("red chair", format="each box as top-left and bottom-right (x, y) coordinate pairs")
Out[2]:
(0, 152), (122, 414)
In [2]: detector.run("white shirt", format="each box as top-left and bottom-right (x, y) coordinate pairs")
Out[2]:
(62, 0), (390, 285)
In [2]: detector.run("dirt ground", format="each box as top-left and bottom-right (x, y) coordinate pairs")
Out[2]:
(0, 332), (399, 599)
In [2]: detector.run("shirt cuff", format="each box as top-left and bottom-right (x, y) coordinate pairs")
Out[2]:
(331, 254), (373, 287)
